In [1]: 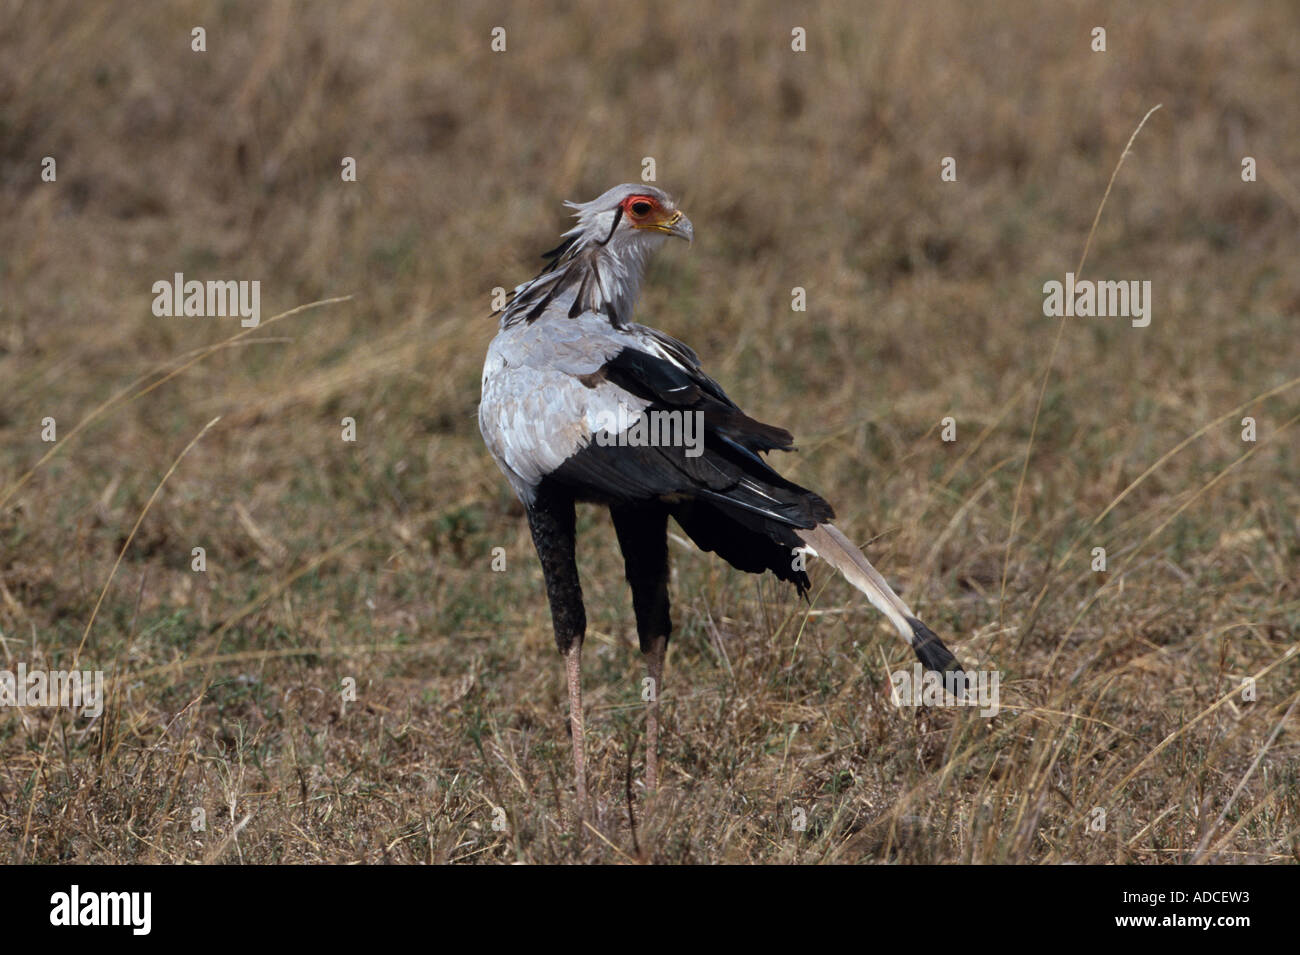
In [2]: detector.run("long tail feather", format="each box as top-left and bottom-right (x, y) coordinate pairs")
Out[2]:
(795, 523), (964, 676)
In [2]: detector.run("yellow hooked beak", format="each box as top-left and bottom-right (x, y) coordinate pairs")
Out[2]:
(637, 208), (694, 243)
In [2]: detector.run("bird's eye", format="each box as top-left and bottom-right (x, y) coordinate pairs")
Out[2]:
(630, 200), (653, 217)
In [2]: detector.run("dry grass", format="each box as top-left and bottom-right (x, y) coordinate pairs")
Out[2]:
(1, 0), (1297, 863)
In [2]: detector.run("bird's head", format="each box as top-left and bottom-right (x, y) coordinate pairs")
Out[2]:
(499, 184), (693, 329)
(562, 183), (693, 253)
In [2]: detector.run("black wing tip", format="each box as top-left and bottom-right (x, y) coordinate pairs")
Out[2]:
(906, 616), (966, 676)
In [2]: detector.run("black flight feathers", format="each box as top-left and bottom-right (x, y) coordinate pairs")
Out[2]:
(598, 342), (796, 455)
(549, 343), (834, 552)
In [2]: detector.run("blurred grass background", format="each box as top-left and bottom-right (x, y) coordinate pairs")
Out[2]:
(0, 0), (1297, 862)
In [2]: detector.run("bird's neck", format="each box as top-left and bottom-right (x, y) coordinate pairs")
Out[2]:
(583, 240), (653, 326)
(501, 238), (656, 330)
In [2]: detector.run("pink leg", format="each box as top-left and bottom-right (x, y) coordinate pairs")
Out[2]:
(566, 641), (587, 819)
(645, 636), (667, 794)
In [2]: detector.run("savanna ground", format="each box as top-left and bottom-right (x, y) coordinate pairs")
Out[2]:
(1, 1), (1297, 864)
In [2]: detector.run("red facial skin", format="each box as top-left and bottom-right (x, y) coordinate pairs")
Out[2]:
(621, 195), (661, 221)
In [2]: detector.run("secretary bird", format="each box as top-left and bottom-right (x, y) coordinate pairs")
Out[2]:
(479, 183), (965, 814)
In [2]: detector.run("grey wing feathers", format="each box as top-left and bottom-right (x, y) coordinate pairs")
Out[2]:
(479, 313), (650, 502)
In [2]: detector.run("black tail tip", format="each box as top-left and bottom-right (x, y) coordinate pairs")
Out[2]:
(906, 616), (965, 676)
